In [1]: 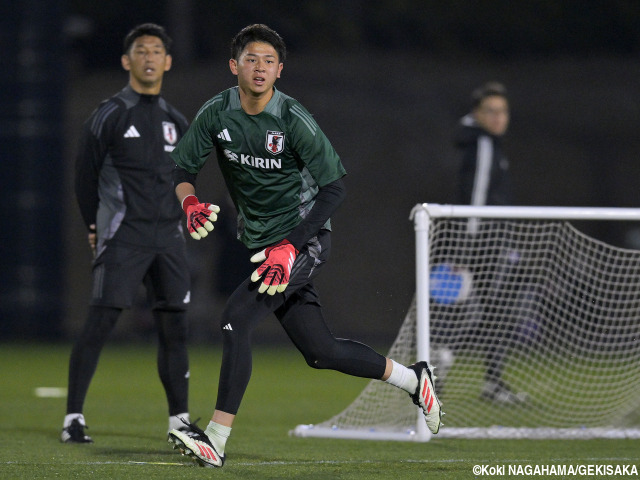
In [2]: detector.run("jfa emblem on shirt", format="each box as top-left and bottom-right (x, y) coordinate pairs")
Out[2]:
(266, 130), (285, 154)
(163, 122), (177, 145)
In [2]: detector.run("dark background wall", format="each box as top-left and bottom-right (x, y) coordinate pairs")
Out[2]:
(3, 1), (640, 347)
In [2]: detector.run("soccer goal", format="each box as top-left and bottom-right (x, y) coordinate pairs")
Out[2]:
(291, 204), (640, 441)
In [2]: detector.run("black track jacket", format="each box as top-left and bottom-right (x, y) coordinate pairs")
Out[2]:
(454, 114), (512, 207)
(75, 85), (189, 252)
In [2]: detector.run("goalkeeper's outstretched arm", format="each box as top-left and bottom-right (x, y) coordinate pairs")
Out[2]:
(174, 165), (219, 240)
(286, 177), (346, 250)
(175, 181), (196, 205)
(173, 163), (198, 203)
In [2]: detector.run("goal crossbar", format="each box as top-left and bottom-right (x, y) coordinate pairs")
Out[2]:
(413, 203), (640, 221)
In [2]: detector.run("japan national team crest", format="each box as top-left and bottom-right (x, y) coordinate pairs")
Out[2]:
(266, 130), (285, 154)
(163, 122), (177, 145)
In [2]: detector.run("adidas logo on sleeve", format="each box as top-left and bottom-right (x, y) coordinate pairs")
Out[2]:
(217, 128), (231, 141)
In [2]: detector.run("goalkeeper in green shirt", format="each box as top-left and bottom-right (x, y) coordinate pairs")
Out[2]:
(167, 24), (442, 467)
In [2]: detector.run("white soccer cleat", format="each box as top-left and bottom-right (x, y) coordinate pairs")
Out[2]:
(168, 423), (225, 468)
(408, 361), (443, 434)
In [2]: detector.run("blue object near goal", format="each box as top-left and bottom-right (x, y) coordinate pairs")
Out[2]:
(429, 263), (471, 304)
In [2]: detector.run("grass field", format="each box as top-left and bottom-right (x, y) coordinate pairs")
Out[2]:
(2, 342), (639, 479)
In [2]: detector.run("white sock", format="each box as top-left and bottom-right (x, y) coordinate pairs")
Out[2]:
(64, 413), (86, 428)
(384, 359), (418, 394)
(205, 421), (232, 456)
(169, 412), (190, 432)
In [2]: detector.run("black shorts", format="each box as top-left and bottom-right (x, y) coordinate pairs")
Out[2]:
(90, 241), (190, 311)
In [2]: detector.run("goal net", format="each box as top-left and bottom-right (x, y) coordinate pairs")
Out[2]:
(291, 204), (640, 441)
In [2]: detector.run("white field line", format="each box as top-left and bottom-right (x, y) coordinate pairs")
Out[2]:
(2, 457), (639, 467)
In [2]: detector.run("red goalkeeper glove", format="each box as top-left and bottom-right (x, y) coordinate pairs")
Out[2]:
(250, 239), (299, 295)
(182, 195), (220, 240)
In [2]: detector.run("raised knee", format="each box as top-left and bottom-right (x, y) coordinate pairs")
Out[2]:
(304, 356), (323, 369)
(303, 349), (339, 370)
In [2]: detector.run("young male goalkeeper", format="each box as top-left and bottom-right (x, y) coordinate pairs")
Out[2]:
(167, 23), (442, 468)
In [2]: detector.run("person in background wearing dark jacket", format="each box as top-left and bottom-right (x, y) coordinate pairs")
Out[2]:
(455, 81), (511, 209)
(62, 23), (197, 443)
(454, 82), (528, 405)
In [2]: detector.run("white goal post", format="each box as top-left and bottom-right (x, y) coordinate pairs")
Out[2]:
(291, 204), (640, 441)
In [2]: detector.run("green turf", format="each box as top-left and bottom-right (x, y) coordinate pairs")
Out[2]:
(1, 342), (638, 479)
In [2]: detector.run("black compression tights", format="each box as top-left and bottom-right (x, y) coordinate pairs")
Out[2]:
(154, 309), (189, 416)
(215, 280), (387, 414)
(66, 306), (120, 414)
(66, 305), (189, 416)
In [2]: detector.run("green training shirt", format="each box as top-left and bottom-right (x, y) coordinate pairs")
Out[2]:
(172, 86), (347, 249)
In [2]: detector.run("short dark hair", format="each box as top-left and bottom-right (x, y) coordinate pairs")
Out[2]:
(471, 81), (507, 109)
(230, 24), (286, 62)
(123, 23), (172, 55)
